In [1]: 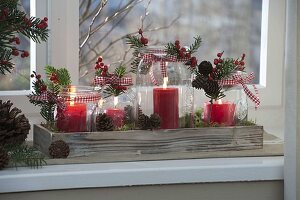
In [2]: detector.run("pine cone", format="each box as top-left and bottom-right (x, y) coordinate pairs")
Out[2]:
(0, 146), (9, 170)
(124, 105), (134, 124)
(204, 80), (221, 97)
(96, 113), (114, 131)
(48, 140), (70, 159)
(150, 113), (160, 129)
(0, 100), (30, 146)
(198, 61), (213, 76)
(192, 74), (208, 90)
(137, 114), (151, 130)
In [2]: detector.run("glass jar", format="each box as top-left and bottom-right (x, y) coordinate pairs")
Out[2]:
(93, 89), (135, 131)
(136, 46), (194, 129)
(56, 85), (101, 132)
(201, 71), (249, 126)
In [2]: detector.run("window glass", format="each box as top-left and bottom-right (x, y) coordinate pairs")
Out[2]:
(79, 0), (262, 85)
(0, 0), (31, 91)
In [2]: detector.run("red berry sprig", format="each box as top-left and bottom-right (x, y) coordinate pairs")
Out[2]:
(138, 29), (148, 45)
(30, 71), (47, 93)
(95, 56), (110, 77)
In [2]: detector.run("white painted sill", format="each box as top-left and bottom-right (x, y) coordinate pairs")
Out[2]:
(0, 156), (283, 193)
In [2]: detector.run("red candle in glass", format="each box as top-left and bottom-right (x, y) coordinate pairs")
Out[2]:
(105, 108), (125, 128)
(153, 79), (179, 129)
(57, 103), (87, 132)
(203, 100), (236, 126)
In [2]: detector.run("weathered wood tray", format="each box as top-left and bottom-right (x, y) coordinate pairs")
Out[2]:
(33, 124), (263, 159)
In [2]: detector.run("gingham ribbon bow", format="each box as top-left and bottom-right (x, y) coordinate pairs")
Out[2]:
(62, 94), (101, 103)
(142, 52), (189, 86)
(94, 75), (133, 86)
(219, 72), (260, 108)
(28, 91), (66, 110)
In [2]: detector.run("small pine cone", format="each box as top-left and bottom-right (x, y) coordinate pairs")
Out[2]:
(150, 114), (160, 129)
(198, 61), (213, 76)
(192, 74), (208, 90)
(204, 80), (221, 97)
(96, 113), (114, 131)
(48, 140), (70, 159)
(137, 114), (151, 130)
(124, 105), (134, 124)
(0, 146), (9, 170)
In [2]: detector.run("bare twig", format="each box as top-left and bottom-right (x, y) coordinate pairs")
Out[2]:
(140, 0), (151, 29)
(79, 0), (108, 50)
(80, 0), (92, 23)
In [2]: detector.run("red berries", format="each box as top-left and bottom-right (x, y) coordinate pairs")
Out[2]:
(49, 72), (58, 83)
(21, 51), (29, 58)
(36, 74), (41, 79)
(138, 28), (148, 45)
(12, 49), (19, 56)
(190, 56), (197, 68)
(40, 85), (47, 92)
(217, 51), (224, 58)
(37, 18), (48, 29)
(97, 56), (103, 63)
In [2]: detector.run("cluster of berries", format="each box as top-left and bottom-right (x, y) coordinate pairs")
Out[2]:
(174, 40), (197, 68)
(214, 51), (245, 71)
(138, 29), (148, 45)
(30, 72), (47, 92)
(9, 36), (30, 58)
(49, 72), (58, 84)
(94, 56), (109, 77)
(36, 17), (48, 29)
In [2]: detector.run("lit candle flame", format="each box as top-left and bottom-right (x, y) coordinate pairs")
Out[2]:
(163, 77), (168, 89)
(70, 86), (76, 106)
(114, 96), (118, 108)
(217, 99), (222, 104)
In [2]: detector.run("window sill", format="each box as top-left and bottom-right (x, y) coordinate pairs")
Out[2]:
(0, 156), (283, 193)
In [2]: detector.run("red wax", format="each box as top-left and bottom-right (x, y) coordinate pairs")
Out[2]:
(203, 101), (236, 126)
(105, 108), (125, 128)
(57, 103), (87, 132)
(153, 87), (179, 129)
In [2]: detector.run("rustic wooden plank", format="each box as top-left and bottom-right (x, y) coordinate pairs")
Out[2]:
(33, 124), (263, 159)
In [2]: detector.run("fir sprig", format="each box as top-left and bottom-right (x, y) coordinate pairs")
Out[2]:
(0, 0), (49, 75)
(115, 65), (126, 78)
(126, 34), (144, 73)
(188, 35), (202, 54)
(5, 144), (46, 169)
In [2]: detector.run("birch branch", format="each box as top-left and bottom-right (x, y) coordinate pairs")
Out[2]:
(79, 0), (108, 50)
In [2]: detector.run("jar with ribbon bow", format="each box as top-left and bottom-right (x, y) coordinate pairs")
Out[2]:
(93, 57), (134, 131)
(56, 86), (101, 132)
(192, 52), (260, 126)
(135, 44), (198, 129)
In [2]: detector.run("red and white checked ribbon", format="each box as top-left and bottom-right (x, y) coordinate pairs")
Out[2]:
(142, 52), (189, 85)
(62, 93), (101, 103)
(94, 75), (133, 86)
(218, 72), (260, 108)
(28, 91), (66, 110)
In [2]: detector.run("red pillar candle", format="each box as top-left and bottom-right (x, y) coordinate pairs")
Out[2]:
(105, 108), (125, 128)
(203, 100), (236, 126)
(153, 87), (179, 129)
(57, 103), (87, 132)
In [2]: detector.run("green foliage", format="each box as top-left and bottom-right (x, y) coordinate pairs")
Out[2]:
(236, 119), (256, 126)
(188, 35), (202, 54)
(214, 58), (237, 80)
(0, 0), (49, 75)
(165, 42), (178, 56)
(126, 35), (144, 73)
(104, 85), (126, 97)
(114, 65), (126, 78)
(5, 144), (46, 169)
(116, 123), (135, 131)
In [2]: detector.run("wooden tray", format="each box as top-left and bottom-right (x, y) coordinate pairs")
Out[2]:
(33, 124), (263, 159)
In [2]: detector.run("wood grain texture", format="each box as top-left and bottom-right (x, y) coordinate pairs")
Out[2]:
(33, 125), (263, 160)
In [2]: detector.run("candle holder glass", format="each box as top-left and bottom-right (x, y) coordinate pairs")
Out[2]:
(135, 46), (194, 129)
(94, 89), (135, 131)
(201, 72), (249, 126)
(56, 85), (101, 132)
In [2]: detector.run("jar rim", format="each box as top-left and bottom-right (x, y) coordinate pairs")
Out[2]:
(59, 85), (101, 102)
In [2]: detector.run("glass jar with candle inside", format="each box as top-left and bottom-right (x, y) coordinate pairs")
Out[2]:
(136, 46), (194, 129)
(56, 86), (101, 132)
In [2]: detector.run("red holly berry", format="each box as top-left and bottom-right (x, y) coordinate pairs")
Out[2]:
(179, 51), (184, 58)
(23, 51), (29, 57)
(234, 60), (239, 65)
(21, 53), (25, 58)
(190, 57), (197, 67)
(40, 85), (47, 92)
(103, 65), (108, 72)
(36, 74), (41, 79)
(214, 59), (219, 65)
(180, 47), (186, 52)
(175, 40), (180, 46)
(218, 58), (223, 63)
(101, 71), (107, 76)
(140, 37), (148, 45)
(97, 57), (103, 62)
(12, 49), (19, 56)
(217, 51), (224, 58)
(94, 64), (100, 69)
(239, 61), (245, 66)
(44, 17), (48, 21)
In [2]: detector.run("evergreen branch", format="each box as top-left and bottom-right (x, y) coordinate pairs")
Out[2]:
(165, 43), (179, 56)
(5, 144), (46, 169)
(188, 35), (202, 54)
(115, 65), (126, 78)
